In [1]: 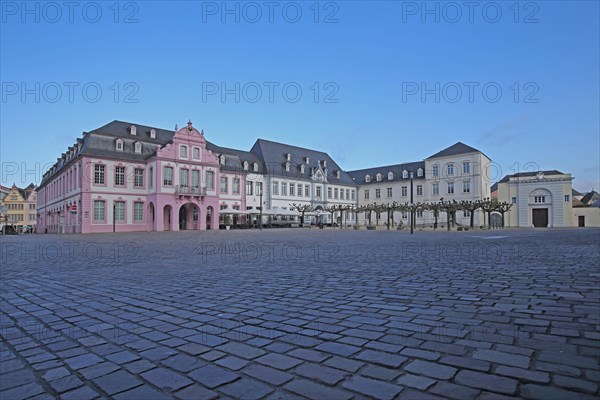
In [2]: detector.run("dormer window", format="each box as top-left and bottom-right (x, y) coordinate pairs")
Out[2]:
(220, 155), (226, 165)
(116, 139), (124, 151)
(285, 162), (290, 172)
(305, 157), (310, 164)
(253, 163), (259, 172)
(134, 142), (142, 154)
(365, 175), (371, 183)
(417, 168), (423, 177)
(150, 129), (156, 139)
(388, 171), (394, 180)
(323, 160), (327, 167)
(286, 153), (291, 161)
(130, 125), (137, 136)
(376, 173), (382, 181)
(243, 161), (249, 171)
(336, 170), (341, 179)
(402, 170), (408, 179)
(300, 164), (305, 174)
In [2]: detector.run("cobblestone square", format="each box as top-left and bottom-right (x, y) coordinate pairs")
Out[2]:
(1, 228), (599, 399)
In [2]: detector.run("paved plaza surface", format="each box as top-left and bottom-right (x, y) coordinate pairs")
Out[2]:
(1, 228), (599, 400)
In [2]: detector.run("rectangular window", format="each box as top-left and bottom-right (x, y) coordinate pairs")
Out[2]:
(94, 200), (105, 221)
(346, 189), (350, 199)
(149, 167), (153, 188)
(375, 189), (381, 199)
(416, 185), (423, 196)
(463, 181), (470, 193)
(94, 164), (105, 184)
(134, 202), (144, 222)
(351, 190), (355, 200)
(289, 183), (295, 196)
(281, 182), (288, 196)
(402, 211), (407, 218)
(417, 210), (423, 218)
(365, 190), (370, 200)
(564, 195), (570, 202)
(220, 177), (228, 193)
(233, 178), (240, 194)
(115, 166), (125, 186)
(246, 181), (253, 195)
(512, 196), (517, 204)
(134, 168), (144, 188)
(192, 170), (200, 188)
(206, 171), (214, 189)
(193, 147), (200, 159)
(316, 186), (321, 198)
(401, 186), (407, 197)
(180, 169), (189, 187)
(272, 181), (279, 195)
(340, 189), (344, 200)
(256, 182), (263, 196)
(463, 162), (470, 174)
(305, 185), (310, 197)
(163, 167), (173, 186)
(534, 196), (546, 203)
(432, 183), (439, 195)
(180, 145), (188, 158)
(297, 184), (302, 197)
(328, 187), (332, 199)
(447, 182), (455, 194)
(448, 164), (454, 175)
(114, 201), (125, 222)
(334, 188), (339, 199)
(432, 165), (439, 177)
(464, 210), (470, 217)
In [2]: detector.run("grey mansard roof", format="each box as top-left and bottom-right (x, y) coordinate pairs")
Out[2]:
(249, 139), (357, 185)
(427, 142), (486, 159)
(498, 170), (566, 184)
(346, 161), (426, 185)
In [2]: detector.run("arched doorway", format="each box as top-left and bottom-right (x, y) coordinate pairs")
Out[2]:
(163, 205), (172, 231)
(529, 188), (552, 227)
(206, 206), (213, 230)
(148, 203), (155, 231)
(179, 206), (187, 230)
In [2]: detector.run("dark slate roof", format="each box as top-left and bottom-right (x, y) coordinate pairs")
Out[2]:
(346, 161), (425, 185)
(581, 190), (600, 205)
(427, 142), (485, 159)
(490, 182), (498, 192)
(572, 188), (582, 196)
(250, 139), (356, 185)
(498, 170), (565, 183)
(205, 142), (267, 174)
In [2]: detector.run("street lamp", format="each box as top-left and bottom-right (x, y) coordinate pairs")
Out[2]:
(259, 184), (263, 231)
(410, 171), (414, 234)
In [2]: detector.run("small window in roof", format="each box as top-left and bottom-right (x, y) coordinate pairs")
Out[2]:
(305, 157), (310, 164)
(150, 129), (156, 139)
(285, 162), (290, 172)
(243, 161), (249, 170)
(130, 125), (136, 135)
(116, 139), (124, 151)
(388, 171), (394, 180)
(376, 173), (382, 181)
(323, 160), (327, 167)
(134, 142), (142, 153)
(286, 153), (291, 161)
(300, 164), (305, 174)
(417, 168), (423, 177)
(253, 163), (259, 172)
(336, 170), (341, 178)
(365, 175), (371, 183)
(402, 170), (408, 179)
(220, 155), (226, 165)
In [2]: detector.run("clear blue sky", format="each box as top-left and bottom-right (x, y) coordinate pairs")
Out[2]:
(1, 1), (598, 192)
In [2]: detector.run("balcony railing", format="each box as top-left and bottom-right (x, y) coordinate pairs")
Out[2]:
(175, 186), (208, 196)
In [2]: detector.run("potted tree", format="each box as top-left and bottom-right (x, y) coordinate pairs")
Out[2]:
(223, 214), (232, 230)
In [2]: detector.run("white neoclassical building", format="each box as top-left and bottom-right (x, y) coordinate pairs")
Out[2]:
(347, 142), (491, 228)
(497, 170), (573, 228)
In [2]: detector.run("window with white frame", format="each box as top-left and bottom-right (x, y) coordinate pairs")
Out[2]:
(94, 164), (105, 184)
(192, 170), (200, 188)
(375, 189), (380, 199)
(193, 147), (200, 159)
(534, 195), (546, 203)
(463, 181), (470, 193)
(387, 187), (392, 198)
(253, 163), (259, 172)
(220, 177), (228, 193)
(340, 189), (344, 200)
(416, 185), (423, 196)
(564, 195), (570, 202)
(328, 187), (332, 199)
(116, 139), (123, 151)
(388, 172), (394, 180)
(402, 211), (407, 218)
(417, 210), (423, 218)
(365, 175), (371, 183)
(233, 178), (240, 194)
(149, 167), (153, 188)
(256, 182), (263, 195)
(134, 168), (144, 187)
(447, 164), (454, 175)
(464, 210), (470, 217)
(334, 188), (339, 199)
(351, 190), (355, 200)
(163, 167), (173, 186)
(512, 196), (517, 204)
(134, 202), (144, 222)
(281, 182), (288, 196)
(364, 190), (369, 200)
(180, 145), (188, 158)
(346, 189), (350, 199)
(402, 170), (408, 179)
(401, 186), (407, 196)
(272, 181), (279, 195)
(316, 186), (321, 198)
(134, 142), (142, 153)
(432, 182), (439, 195)
(297, 184), (302, 197)
(463, 162), (470, 174)
(289, 182), (295, 196)
(114, 201), (125, 221)
(206, 171), (214, 189)
(376, 173), (382, 181)
(447, 182), (455, 194)
(417, 168), (423, 177)
(433, 164), (439, 177)
(115, 166), (126, 186)
(93, 200), (105, 221)
(180, 169), (189, 188)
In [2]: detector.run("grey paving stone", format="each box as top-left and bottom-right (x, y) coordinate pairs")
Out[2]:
(404, 359), (457, 380)
(287, 348), (330, 362)
(42, 367), (71, 381)
(61, 385), (101, 400)
(553, 375), (598, 393)
(473, 348), (531, 368)
(48, 374), (84, 394)
(0, 368), (37, 391)
(295, 362), (347, 385)
(430, 382), (480, 400)
(105, 350), (140, 364)
(188, 364), (240, 388)
(161, 353), (207, 372)
(324, 356), (365, 373)
(255, 353), (303, 370)
(63, 353), (103, 370)
(173, 384), (218, 400)
(315, 342), (361, 357)
(141, 367), (193, 392)
(396, 373), (436, 390)
(355, 350), (407, 368)
(455, 370), (518, 395)
(0, 382), (45, 400)
(285, 378), (353, 400)
(114, 384), (173, 400)
(342, 375), (403, 400)
(495, 365), (550, 383)
(521, 383), (599, 400)
(93, 370), (143, 395)
(217, 342), (266, 359)
(215, 355), (248, 371)
(79, 361), (121, 379)
(220, 378), (274, 400)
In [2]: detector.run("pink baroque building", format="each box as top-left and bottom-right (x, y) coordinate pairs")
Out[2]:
(37, 120), (245, 233)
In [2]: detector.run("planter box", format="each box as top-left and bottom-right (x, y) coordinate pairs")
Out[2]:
(366, 226), (376, 230)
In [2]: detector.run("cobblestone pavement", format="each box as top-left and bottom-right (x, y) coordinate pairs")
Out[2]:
(1, 228), (599, 400)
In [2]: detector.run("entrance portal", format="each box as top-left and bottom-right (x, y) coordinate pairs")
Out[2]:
(532, 208), (548, 227)
(179, 206), (187, 230)
(578, 215), (585, 227)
